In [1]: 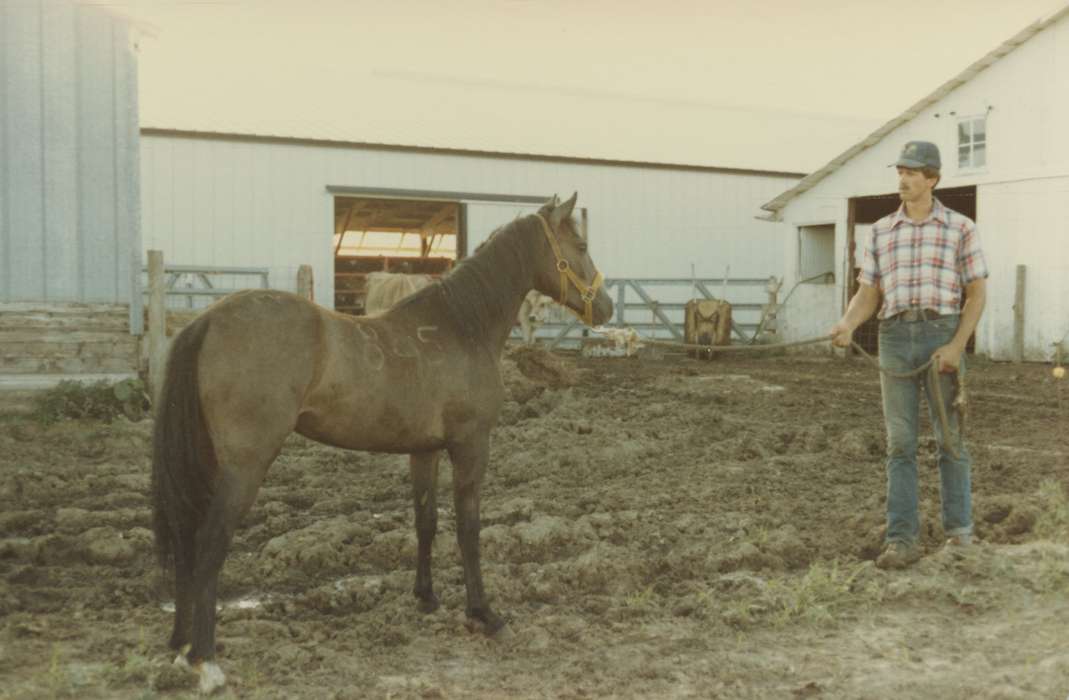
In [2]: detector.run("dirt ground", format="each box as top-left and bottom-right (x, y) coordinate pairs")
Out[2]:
(2, 345), (1069, 699)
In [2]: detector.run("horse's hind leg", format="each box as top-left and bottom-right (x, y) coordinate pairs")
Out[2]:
(168, 528), (195, 653)
(187, 463), (268, 694)
(410, 450), (441, 612)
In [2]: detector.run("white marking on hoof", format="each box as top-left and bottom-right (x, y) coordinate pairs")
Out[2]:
(173, 645), (191, 669)
(197, 661), (227, 695)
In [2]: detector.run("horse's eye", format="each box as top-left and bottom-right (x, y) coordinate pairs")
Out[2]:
(578, 242), (588, 253)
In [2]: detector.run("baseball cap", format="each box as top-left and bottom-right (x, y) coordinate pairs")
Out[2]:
(893, 141), (941, 170)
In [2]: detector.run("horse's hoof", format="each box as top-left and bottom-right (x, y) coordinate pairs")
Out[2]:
(465, 610), (508, 637)
(173, 644), (192, 669)
(416, 594), (440, 614)
(193, 660), (227, 695)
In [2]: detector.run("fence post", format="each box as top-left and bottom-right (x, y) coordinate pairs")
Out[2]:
(297, 265), (314, 302)
(762, 276), (782, 342)
(147, 250), (166, 410)
(1013, 264), (1025, 363)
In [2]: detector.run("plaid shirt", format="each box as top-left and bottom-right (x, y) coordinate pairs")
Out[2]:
(858, 198), (988, 320)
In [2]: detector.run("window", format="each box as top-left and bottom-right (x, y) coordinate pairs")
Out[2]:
(798, 224), (835, 283)
(958, 117), (986, 169)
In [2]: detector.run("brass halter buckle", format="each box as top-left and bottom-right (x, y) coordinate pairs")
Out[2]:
(536, 214), (604, 326)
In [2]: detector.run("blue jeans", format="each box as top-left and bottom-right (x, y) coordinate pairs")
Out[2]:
(878, 314), (972, 545)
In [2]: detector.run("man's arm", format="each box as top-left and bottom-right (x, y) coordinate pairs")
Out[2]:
(830, 283), (880, 348)
(934, 278), (986, 372)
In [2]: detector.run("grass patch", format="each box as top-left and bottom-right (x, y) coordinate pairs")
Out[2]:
(722, 561), (876, 629)
(106, 628), (155, 688)
(42, 645), (100, 698)
(1034, 479), (1069, 540)
(31, 378), (149, 425)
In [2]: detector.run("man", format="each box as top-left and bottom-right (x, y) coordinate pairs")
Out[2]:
(830, 141), (988, 570)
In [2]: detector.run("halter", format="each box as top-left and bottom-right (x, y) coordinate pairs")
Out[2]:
(535, 214), (604, 326)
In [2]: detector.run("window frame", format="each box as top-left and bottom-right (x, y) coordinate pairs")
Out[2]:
(956, 115), (987, 171)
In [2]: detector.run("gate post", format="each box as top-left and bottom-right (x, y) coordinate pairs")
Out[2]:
(298, 264), (315, 302)
(147, 250), (166, 410)
(762, 276), (782, 342)
(1013, 264), (1025, 363)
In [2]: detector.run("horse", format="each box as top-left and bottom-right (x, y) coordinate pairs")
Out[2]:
(364, 271), (435, 315)
(150, 193), (613, 693)
(518, 290), (555, 345)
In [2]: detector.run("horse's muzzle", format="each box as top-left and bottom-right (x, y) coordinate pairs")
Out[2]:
(590, 291), (614, 326)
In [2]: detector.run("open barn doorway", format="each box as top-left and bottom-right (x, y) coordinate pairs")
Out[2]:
(846, 185), (976, 354)
(332, 197), (461, 315)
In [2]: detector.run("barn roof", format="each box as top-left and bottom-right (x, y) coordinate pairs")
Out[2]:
(759, 1), (1069, 219)
(139, 126), (811, 179)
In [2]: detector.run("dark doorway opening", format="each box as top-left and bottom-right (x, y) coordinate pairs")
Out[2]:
(332, 197), (461, 315)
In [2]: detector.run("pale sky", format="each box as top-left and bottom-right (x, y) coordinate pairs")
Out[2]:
(106, 0), (1067, 172)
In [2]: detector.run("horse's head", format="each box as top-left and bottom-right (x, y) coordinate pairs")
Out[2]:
(532, 193), (613, 327)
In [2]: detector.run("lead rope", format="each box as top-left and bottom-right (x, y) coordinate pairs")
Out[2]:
(590, 327), (965, 458)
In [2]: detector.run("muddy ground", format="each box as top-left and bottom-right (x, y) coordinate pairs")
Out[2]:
(2, 345), (1068, 699)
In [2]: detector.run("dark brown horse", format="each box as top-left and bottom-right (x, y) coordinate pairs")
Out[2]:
(151, 193), (613, 692)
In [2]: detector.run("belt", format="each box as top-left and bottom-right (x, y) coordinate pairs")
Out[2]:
(891, 307), (943, 322)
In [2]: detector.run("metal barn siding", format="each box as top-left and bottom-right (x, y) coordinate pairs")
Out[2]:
(139, 132), (799, 309)
(1, 0), (141, 324)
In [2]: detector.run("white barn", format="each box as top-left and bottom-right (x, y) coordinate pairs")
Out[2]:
(762, 3), (1069, 362)
(137, 131), (802, 339)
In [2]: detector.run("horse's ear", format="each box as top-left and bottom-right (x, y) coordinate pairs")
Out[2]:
(550, 192), (577, 229)
(539, 194), (559, 217)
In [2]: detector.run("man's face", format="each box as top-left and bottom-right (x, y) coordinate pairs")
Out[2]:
(897, 167), (936, 203)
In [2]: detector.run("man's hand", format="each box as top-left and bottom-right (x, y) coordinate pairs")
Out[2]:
(829, 320), (854, 348)
(933, 343), (964, 373)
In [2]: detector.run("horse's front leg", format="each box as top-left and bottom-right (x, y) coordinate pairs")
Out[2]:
(409, 450), (441, 612)
(447, 435), (506, 635)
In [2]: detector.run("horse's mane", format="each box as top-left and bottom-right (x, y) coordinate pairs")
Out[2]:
(391, 214), (549, 344)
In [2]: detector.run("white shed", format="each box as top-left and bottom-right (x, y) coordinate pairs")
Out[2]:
(761, 3), (1069, 362)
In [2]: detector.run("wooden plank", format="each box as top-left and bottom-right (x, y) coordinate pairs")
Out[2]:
(0, 301), (128, 315)
(0, 330), (139, 343)
(419, 203), (457, 234)
(1013, 264), (1026, 363)
(297, 265), (314, 301)
(0, 315), (131, 331)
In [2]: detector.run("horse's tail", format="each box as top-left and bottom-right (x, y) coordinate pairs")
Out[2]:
(151, 316), (217, 573)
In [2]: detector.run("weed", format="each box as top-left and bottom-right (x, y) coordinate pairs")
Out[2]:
(1035, 479), (1069, 540)
(31, 378), (150, 425)
(623, 585), (657, 610)
(42, 645), (97, 697)
(106, 628), (155, 687)
(758, 561), (871, 627)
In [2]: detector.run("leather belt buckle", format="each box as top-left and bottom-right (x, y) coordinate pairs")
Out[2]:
(899, 307), (939, 322)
